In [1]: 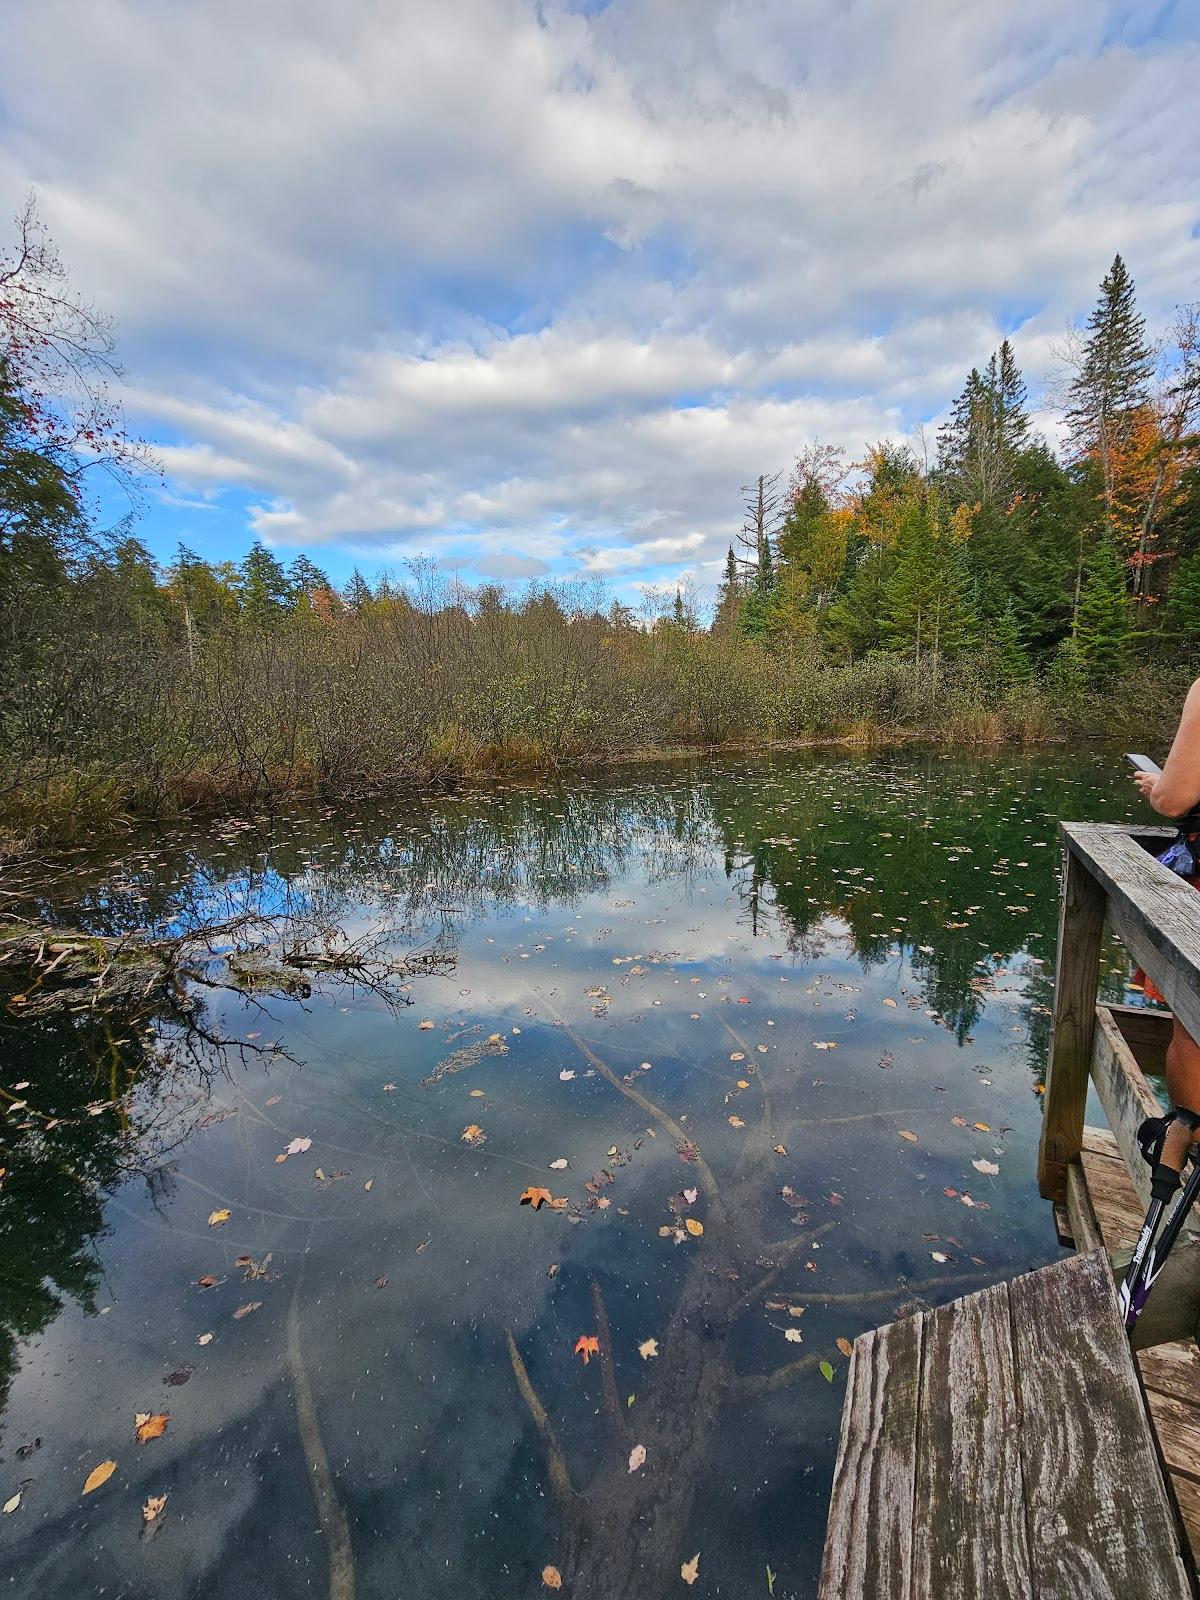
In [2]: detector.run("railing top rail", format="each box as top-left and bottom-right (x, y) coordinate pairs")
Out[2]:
(1060, 821), (1200, 1047)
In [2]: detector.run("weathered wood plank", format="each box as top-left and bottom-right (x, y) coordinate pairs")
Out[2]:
(1139, 1339), (1200, 1409)
(817, 1314), (922, 1600)
(1066, 1160), (1104, 1254)
(1039, 843), (1108, 1201)
(1091, 1004), (1164, 1210)
(1145, 1388), (1200, 1487)
(1008, 1248), (1193, 1600)
(1171, 1475), (1200, 1558)
(1063, 823), (1200, 1048)
(1107, 1000), (1172, 1080)
(912, 1281), (1031, 1600)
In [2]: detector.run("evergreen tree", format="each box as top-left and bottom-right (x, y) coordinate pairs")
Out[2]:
(1073, 533), (1133, 682)
(939, 341), (1029, 512)
(986, 598), (1031, 685)
(239, 539), (292, 622)
(880, 500), (976, 660)
(1066, 255), (1154, 535)
(712, 546), (743, 634)
(344, 567), (373, 613)
(1166, 549), (1200, 649)
(288, 553), (332, 601)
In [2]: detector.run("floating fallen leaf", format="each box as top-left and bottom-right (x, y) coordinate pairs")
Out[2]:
(784, 1328), (803, 1344)
(729, 1051), (745, 1062)
(628, 1443), (646, 1473)
(135, 1413), (169, 1444)
(469, 1088), (486, 1098)
(264, 1095), (282, 1107)
(197, 1274), (219, 1289)
(930, 1251), (949, 1263)
(3, 1492), (20, 1514)
(773, 1144), (787, 1156)
(461, 1124), (486, 1146)
(883, 997), (897, 1008)
(542, 1567), (562, 1590)
(163, 1368), (192, 1387)
(973, 1122), (992, 1133)
(418, 1020), (435, 1030)
(285, 1137), (312, 1156)
(685, 1218), (704, 1237)
(819, 1360), (835, 1383)
(728, 1115), (745, 1128)
(374, 1275), (389, 1288)
(814, 1041), (837, 1050)
(951, 1115), (967, 1127)
(207, 1209), (231, 1227)
(736, 1079), (750, 1089)
(83, 1460), (117, 1495)
(639, 1338), (659, 1360)
(233, 1301), (262, 1319)
(142, 1494), (167, 1524)
(364, 1179), (374, 1191)
(521, 1187), (557, 1210)
(836, 1337), (854, 1358)
(197, 1332), (213, 1345)
(681, 1553), (700, 1585)
(574, 1334), (600, 1365)
(683, 1187), (697, 1204)
(548, 1158), (569, 1170)
(898, 1130), (919, 1143)
(559, 1069), (576, 1082)
(972, 1158), (1000, 1176)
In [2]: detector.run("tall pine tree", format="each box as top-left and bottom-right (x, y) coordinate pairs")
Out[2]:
(1066, 255), (1154, 537)
(1073, 533), (1133, 683)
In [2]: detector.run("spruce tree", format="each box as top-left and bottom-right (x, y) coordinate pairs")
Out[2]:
(712, 546), (744, 634)
(288, 553), (332, 601)
(987, 598), (1031, 685)
(880, 501), (976, 660)
(1066, 255), (1154, 535)
(1073, 534), (1133, 682)
(239, 539), (292, 622)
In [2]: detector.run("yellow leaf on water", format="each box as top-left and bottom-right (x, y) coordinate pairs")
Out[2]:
(83, 1460), (117, 1495)
(736, 1079), (750, 1089)
(461, 1124), (486, 1146)
(973, 1122), (992, 1132)
(681, 1553), (700, 1585)
(836, 1337), (854, 1358)
(135, 1413), (169, 1444)
(3, 1492), (20, 1514)
(728, 1115), (745, 1128)
(142, 1494), (168, 1523)
(638, 1338), (659, 1360)
(898, 1130), (919, 1143)
(685, 1218), (704, 1237)
(207, 1209), (231, 1227)
(882, 997), (898, 1008)
(542, 1566), (563, 1590)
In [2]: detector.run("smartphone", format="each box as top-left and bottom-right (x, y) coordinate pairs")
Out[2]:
(1127, 753), (1163, 777)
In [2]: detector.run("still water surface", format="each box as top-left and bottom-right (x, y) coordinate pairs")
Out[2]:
(0, 747), (1145, 1597)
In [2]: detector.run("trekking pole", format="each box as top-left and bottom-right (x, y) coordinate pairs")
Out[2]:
(1118, 1153), (1200, 1333)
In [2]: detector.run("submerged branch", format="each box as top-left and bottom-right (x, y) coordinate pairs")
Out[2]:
(726, 1351), (824, 1402)
(506, 1331), (577, 1512)
(591, 1279), (629, 1441)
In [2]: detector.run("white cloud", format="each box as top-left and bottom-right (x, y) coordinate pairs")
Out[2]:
(2, 0), (1197, 596)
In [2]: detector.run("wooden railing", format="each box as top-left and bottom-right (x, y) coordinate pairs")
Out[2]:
(1039, 821), (1200, 1343)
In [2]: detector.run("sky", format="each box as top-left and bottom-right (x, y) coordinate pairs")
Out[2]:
(3, 0), (1199, 606)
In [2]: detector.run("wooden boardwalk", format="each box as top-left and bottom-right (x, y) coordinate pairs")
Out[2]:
(818, 820), (1200, 1597)
(818, 1247), (1194, 1599)
(1072, 1124), (1200, 1555)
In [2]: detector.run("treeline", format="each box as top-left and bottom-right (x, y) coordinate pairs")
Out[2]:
(1, 208), (1197, 845)
(719, 256), (1200, 684)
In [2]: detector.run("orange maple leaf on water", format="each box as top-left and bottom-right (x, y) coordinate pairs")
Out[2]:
(574, 1334), (600, 1365)
(520, 1187), (567, 1211)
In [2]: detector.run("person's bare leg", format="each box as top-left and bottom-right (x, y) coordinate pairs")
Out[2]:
(1160, 1018), (1200, 1172)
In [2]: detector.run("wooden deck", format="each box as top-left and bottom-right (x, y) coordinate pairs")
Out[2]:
(1071, 1124), (1200, 1556)
(818, 1247), (1195, 1599)
(819, 819), (1200, 1596)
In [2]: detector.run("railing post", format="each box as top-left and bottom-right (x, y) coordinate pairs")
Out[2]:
(1037, 842), (1107, 1202)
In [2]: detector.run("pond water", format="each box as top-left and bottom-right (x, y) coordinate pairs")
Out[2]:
(0, 746), (1147, 1598)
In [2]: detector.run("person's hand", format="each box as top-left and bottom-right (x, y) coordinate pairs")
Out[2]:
(1134, 770), (1158, 800)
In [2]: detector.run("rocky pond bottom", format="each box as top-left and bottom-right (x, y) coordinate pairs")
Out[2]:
(0, 745), (1146, 1598)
